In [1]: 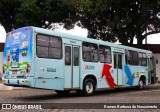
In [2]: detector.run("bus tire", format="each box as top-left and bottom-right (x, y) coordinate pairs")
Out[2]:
(55, 90), (70, 95)
(83, 78), (95, 96)
(136, 79), (145, 90)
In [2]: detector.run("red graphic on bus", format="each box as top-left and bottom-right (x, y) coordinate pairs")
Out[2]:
(101, 64), (117, 87)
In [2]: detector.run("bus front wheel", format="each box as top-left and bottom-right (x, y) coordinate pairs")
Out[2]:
(136, 79), (145, 90)
(83, 78), (95, 96)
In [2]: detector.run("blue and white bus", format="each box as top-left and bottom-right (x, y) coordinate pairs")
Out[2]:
(2, 26), (157, 96)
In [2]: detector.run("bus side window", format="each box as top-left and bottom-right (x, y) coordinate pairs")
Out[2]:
(125, 50), (128, 64)
(74, 47), (79, 66)
(133, 51), (139, 65)
(90, 44), (98, 62)
(83, 45), (90, 61)
(49, 37), (62, 59)
(82, 42), (98, 62)
(36, 34), (62, 59)
(126, 50), (139, 65)
(99, 45), (111, 64)
(65, 46), (71, 65)
(139, 52), (147, 66)
(139, 53), (142, 65)
(36, 35), (49, 58)
(142, 53), (147, 66)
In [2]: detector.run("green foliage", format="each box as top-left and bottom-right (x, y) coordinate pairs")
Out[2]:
(0, 0), (21, 32)
(0, 0), (77, 32)
(68, 0), (160, 45)
(0, 0), (160, 45)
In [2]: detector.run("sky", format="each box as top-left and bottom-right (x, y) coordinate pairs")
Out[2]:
(0, 26), (6, 43)
(0, 25), (160, 44)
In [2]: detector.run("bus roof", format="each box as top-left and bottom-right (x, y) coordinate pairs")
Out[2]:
(9, 26), (152, 54)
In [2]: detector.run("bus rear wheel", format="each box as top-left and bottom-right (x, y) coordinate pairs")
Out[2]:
(55, 90), (70, 95)
(136, 79), (145, 90)
(82, 78), (95, 96)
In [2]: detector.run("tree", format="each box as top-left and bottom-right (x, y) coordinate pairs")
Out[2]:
(0, 0), (77, 32)
(15, 0), (78, 29)
(68, 0), (160, 45)
(1, 0), (160, 45)
(0, 0), (21, 32)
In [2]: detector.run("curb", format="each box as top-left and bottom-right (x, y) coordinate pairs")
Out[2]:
(0, 83), (25, 90)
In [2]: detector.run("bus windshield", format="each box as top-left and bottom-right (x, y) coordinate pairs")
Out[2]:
(3, 27), (32, 79)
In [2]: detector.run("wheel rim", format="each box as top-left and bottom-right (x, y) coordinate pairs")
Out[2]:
(86, 82), (93, 93)
(139, 80), (144, 89)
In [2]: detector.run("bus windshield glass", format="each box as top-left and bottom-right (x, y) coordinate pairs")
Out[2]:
(3, 27), (32, 79)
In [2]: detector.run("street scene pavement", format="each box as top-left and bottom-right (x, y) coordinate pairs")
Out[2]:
(0, 83), (160, 112)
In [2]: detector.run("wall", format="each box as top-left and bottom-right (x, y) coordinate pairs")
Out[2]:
(0, 52), (3, 77)
(153, 53), (160, 80)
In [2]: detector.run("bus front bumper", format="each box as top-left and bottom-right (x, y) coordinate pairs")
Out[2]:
(2, 78), (30, 87)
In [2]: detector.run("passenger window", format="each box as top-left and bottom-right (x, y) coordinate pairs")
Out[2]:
(139, 52), (147, 66)
(114, 54), (117, 68)
(139, 53), (143, 65)
(126, 50), (139, 65)
(50, 37), (62, 48)
(118, 54), (122, 69)
(82, 42), (98, 62)
(37, 35), (49, 47)
(74, 47), (79, 66)
(49, 48), (61, 59)
(36, 34), (62, 59)
(132, 51), (139, 65)
(99, 45), (111, 63)
(125, 50), (128, 64)
(65, 46), (71, 65)
(37, 46), (49, 58)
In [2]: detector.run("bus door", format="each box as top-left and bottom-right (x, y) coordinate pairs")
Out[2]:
(64, 44), (80, 89)
(148, 57), (157, 84)
(148, 58), (151, 84)
(113, 52), (123, 85)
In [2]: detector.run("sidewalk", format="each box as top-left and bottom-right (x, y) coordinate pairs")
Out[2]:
(0, 83), (25, 90)
(147, 82), (160, 89)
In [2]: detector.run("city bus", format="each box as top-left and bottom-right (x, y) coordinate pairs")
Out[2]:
(2, 26), (157, 96)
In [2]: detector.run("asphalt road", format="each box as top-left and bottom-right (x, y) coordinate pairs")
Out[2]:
(0, 84), (160, 112)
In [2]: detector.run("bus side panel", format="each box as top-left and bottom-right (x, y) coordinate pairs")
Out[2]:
(33, 58), (64, 90)
(27, 31), (36, 87)
(124, 65), (148, 86)
(80, 62), (111, 89)
(33, 32), (64, 90)
(34, 78), (63, 90)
